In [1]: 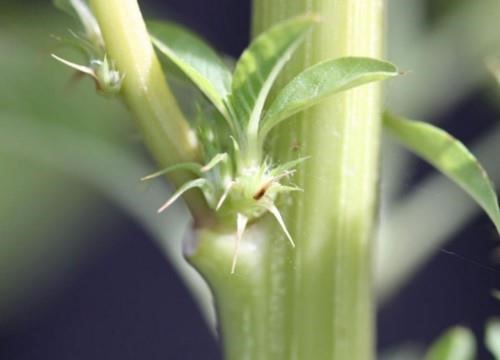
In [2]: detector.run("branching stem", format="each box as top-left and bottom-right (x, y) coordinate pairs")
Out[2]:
(90, 0), (212, 224)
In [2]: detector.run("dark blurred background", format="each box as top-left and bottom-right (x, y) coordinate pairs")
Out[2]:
(1, 1), (500, 359)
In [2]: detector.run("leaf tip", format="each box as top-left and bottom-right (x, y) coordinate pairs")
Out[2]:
(158, 200), (173, 213)
(231, 213), (248, 274)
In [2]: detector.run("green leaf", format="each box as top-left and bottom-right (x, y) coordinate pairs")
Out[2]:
(424, 327), (476, 360)
(230, 15), (317, 136)
(148, 21), (232, 120)
(486, 319), (500, 359)
(260, 57), (398, 139)
(384, 113), (500, 234)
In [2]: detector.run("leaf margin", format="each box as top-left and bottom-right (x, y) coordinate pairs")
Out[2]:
(260, 56), (399, 140)
(424, 326), (476, 360)
(384, 112), (500, 234)
(148, 20), (233, 121)
(229, 14), (319, 137)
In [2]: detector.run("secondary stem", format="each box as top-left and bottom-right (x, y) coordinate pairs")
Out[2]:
(89, 0), (212, 224)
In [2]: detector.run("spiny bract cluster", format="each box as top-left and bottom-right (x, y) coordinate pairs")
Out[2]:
(146, 16), (398, 272)
(53, 0), (398, 273)
(52, 0), (123, 95)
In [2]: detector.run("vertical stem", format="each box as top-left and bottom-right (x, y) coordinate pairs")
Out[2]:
(191, 0), (383, 358)
(94, 0), (384, 358)
(254, 0), (384, 359)
(191, 0), (384, 358)
(84, 0), (383, 357)
(90, 0), (212, 223)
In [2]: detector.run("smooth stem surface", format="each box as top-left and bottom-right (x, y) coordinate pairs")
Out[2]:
(90, 0), (211, 223)
(260, 0), (382, 358)
(189, 225), (270, 360)
(191, 0), (383, 358)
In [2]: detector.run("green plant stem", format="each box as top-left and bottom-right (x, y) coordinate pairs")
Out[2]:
(190, 1), (384, 360)
(255, 2), (383, 359)
(89, 0), (212, 224)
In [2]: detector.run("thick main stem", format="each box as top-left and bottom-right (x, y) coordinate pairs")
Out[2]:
(192, 1), (384, 359)
(254, 1), (384, 359)
(86, 0), (382, 357)
(90, 0), (211, 224)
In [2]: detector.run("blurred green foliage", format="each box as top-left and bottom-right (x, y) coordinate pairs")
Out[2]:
(424, 327), (476, 360)
(2, 0), (500, 357)
(0, 3), (132, 322)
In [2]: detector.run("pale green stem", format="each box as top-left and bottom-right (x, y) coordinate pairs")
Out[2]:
(89, 0), (212, 224)
(258, 1), (383, 359)
(91, 0), (384, 358)
(190, 0), (384, 359)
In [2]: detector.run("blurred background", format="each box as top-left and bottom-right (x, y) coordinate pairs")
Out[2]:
(1, 0), (500, 359)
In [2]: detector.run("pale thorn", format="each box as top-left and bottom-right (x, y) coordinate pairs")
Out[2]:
(261, 170), (296, 190)
(273, 169), (296, 182)
(157, 179), (207, 213)
(267, 204), (295, 247)
(141, 172), (162, 181)
(51, 54), (96, 78)
(201, 153), (228, 172)
(254, 170), (296, 197)
(157, 195), (178, 213)
(216, 181), (234, 211)
(140, 163), (202, 181)
(231, 213), (248, 274)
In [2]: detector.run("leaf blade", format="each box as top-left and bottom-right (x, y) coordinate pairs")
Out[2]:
(424, 327), (476, 360)
(486, 319), (500, 359)
(260, 57), (398, 139)
(148, 21), (232, 118)
(384, 112), (500, 234)
(230, 15), (317, 134)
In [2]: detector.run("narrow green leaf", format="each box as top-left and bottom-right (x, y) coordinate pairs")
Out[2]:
(384, 113), (500, 234)
(230, 15), (317, 135)
(486, 319), (500, 359)
(424, 327), (476, 360)
(148, 21), (232, 119)
(260, 57), (398, 139)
